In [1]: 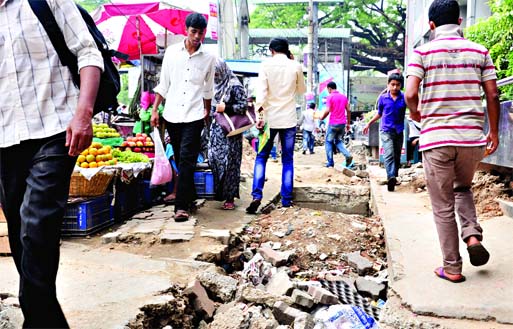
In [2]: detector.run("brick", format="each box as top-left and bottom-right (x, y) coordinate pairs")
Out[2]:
(307, 286), (339, 305)
(258, 246), (290, 267)
(355, 277), (386, 301)
(184, 280), (215, 319)
(265, 269), (294, 296)
(291, 289), (314, 309)
(197, 271), (238, 303)
(344, 251), (373, 275)
(272, 301), (308, 325)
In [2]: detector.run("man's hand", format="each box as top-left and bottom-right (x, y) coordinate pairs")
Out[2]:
(410, 110), (421, 122)
(150, 110), (159, 127)
(256, 119), (265, 130)
(204, 107), (210, 120)
(412, 138), (419, 146)
(363, 124), (370, 135)
(345, 124), (351, 132)
(216, 103), (225, 113)
(66, 109), (93, 156)
(485, 131), (499, 156)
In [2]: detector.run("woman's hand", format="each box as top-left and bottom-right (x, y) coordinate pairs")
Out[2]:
(216, 102), (226, 113)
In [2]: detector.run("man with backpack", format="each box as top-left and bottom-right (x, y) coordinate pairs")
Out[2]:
(0, 0), (103, 327)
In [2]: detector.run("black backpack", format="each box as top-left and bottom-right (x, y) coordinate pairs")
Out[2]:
(28, 0), (126, 114)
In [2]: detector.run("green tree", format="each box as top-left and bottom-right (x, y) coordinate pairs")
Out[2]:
(466, 0), (513, 100)
(250, 1), (406, 74)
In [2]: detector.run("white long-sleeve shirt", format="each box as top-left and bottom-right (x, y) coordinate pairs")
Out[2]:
(255, 53), (307, 129)
(154, 42), (215, 123)
(0, 0), (104, 147)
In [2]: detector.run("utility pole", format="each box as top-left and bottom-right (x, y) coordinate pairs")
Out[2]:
(239, 0), (250, 59)
(219, 0), (236, 59)
(306, 1), (319, 97)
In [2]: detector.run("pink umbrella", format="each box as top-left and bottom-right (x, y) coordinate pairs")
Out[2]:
(93, 2), (201, 60)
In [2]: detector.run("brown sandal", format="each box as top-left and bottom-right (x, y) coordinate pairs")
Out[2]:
(174, 210), (189, 222)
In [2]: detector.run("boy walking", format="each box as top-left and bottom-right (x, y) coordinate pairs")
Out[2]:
(364, 73), (407, 191)
(405, 0), (500, 282)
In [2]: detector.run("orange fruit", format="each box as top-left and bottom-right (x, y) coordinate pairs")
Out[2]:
(89, 162), (98, 168)
(86, 154), (95, 163)
(95, 155), (103, 162)
(77, 155), (86, 163)
(80, 162), (89, 168)
(108, 160), (116, 166)
(98, 161), (106, 167)
(89, 148), (98, 156)
(80, 149), (89, 156)
(104, 153), (112, 161)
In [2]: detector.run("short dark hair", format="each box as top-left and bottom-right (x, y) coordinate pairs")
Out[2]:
(327, 81), (337, 90)
(428, 0), (460, 27)
(269, 38), (292, 59)
(308, 103), (316, 109)
(388, 73), (404, 86)
(185, 13), (207, 29)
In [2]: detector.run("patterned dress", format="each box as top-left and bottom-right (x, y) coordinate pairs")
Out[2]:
(208, 61), (247, 201)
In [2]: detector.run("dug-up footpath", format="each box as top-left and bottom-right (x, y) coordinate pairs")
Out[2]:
(0, 147), (513, 328)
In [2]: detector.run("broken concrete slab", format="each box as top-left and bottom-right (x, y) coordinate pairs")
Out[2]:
(355, 277), (386, 301)
(293, 185), (370, 215)
(266, 269), (294, 297)
(208, 302), (246, 329)
(307, 286), (339, 305)
(293, 313), (315, 329)
(344, 251), (373, 275)
(258, 246), (290, 267)
(130, 221), (163, 235)
(200, 229), (231, 244)
(239, 285), (293, 308)
(197, 271), (238, 303)
(101, 232), (121, 244)
(159, 232), (194, 243)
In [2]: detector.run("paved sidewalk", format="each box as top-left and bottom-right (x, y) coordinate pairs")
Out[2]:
(369, 165), (513, 327)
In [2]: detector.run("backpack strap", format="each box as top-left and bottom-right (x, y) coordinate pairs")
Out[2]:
(28, 0), (80, 86)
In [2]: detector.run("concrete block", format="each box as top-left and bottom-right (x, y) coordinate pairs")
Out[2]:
(272, 301), (308, 326)
(293, 313), (315, 329)
(101, 232), (121, 244)
(266, 269), (294, 296)
(344, 251), (373, 275)
(240, 285), (293, 307)
(307, 286), (339, 305)
(355, 277), (386, 301)
(497, 198), (513, 219)
(258, 246), (290, 267)
(0, 235), (10, 255)
(291, 289), (314, 309)
(184, 280), (215, 319)
(159, 232), (194, 243)
(197, 271), (238, 302)
(200, 229), (231, 244)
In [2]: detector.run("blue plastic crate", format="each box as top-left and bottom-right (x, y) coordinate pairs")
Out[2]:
(113, 179), (145, 221)
(62, 194), (113, 237)
(194, 171), (215, 199)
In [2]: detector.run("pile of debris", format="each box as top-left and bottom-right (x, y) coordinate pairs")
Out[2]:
(0, 293), (22, 329)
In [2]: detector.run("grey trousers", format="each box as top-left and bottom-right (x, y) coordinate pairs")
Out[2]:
(423, 146), (485, 274)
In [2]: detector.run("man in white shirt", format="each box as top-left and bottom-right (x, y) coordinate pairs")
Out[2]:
(151, 13), (215, 222)
(246, 38), (307, 213)
(0, 0), (102, 327)
(299, 102), (317, 154)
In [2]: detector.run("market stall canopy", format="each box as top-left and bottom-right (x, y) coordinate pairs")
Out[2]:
(92, 2), (198, 60)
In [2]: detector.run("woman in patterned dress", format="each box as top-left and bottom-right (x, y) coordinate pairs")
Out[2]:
(208, 59), (247, 209)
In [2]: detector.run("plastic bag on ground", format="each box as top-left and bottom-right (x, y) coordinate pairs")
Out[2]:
(150, 127), (172, 186)
(314, 304), (378, 329)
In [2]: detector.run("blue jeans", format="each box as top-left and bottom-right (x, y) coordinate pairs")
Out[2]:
(325, 124), (351, 167)
(252, 127), (296, 206)
(381, 131), (404, 179)
(0, 132), (75, 328)
(302, 130), (314, 153)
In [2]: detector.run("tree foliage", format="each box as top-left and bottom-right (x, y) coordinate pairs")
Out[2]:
(249, 1), (406, 74)
(465, 0), (513, 100)
(76, 0), (108, 13)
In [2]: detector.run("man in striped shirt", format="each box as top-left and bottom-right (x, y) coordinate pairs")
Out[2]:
(405, 0), (500, 283)
(0, 0), (102, 326)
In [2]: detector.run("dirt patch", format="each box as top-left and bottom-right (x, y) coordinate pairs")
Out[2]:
(243, 206), (386, 277)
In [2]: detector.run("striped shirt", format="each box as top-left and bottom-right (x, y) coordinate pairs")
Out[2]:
(0, 0), (104, 148)
(406, 24), (496, 151)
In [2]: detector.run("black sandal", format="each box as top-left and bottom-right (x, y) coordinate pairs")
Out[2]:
(174, 210), (190, 222)
(245, 199), (261, 214)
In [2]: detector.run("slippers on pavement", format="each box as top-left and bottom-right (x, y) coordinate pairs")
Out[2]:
(246, 199), (261, 214)
(434, 267), (466, 283)
(467, 243), (490, 266)
(174, 210), (189, 222)
(222, 202), (235, 210)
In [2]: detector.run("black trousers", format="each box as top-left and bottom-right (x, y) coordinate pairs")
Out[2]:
(0, 132), (75, 328)
(166, 119), (204, 212)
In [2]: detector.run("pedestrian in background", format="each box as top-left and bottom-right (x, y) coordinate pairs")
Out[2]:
(299, 102), (317, 155)
(364, 73), (407, 191)
(405, 0), (500, 283)
(0, 0), (103, 326)
(208, 58), (246, 210)
(151, 13), (216, 222)
(320, 81), (353, 168)
(246, 38), (306, 214)
(406, 115), (422, 166)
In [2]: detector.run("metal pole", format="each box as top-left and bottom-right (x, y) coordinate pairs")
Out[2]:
(307, 0), (314, 93)
(312, 1), (319, 96)
(239, 0), (250, 59)
(137, 16), (144, 92)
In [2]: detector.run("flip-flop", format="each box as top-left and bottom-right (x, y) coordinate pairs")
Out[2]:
(467, 243), (490, 266)
(434, 267), (466, 283)
(222, 202), (235, 210)
(174, 210), (189, 222)
(245, 199), (261, 214)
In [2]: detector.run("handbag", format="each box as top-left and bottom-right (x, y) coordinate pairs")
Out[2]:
(214, 93), (257, 137)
